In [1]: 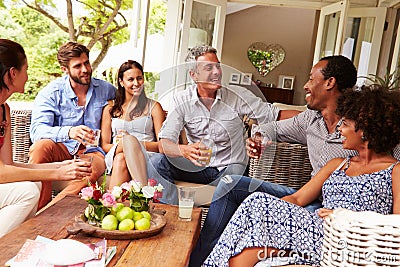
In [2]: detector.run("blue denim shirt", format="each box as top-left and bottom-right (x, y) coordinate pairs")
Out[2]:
(30, 75), (116, 155)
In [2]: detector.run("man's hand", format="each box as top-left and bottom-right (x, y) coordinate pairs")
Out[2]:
(68, 125), (95, 146)
(180, 142), (205, 167)
(246, 137), (272, 158)
(246, 137), (260, 158)
(56, 159), (92, 181)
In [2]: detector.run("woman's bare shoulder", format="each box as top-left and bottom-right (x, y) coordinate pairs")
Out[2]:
(104, 102), (114, 111)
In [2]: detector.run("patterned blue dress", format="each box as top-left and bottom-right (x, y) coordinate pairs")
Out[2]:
(203, 157), (398, 267)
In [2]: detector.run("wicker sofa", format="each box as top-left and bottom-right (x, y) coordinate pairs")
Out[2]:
(10, 109), (314, 228)
(248, 141), (312, 189)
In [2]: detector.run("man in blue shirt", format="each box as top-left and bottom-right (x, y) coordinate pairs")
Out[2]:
(29, 42), (116, 210)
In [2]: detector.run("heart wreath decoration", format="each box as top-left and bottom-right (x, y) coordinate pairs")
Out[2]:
(247, 42), (285, 77)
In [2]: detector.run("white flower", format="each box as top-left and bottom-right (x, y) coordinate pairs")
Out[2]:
(142, 186), (156, 198)
(120, 182), (132, 191)
(130, 180), (142, 193)
(111, 186), (123, 198)
(154, 184), (164, 192)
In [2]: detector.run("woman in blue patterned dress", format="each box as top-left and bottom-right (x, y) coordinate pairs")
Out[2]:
(203, 85), (400, 267)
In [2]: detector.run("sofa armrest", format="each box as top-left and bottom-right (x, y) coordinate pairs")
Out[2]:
(11, 109), (32, 163)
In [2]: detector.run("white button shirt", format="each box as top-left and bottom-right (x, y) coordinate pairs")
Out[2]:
(159, 84), (280, 168)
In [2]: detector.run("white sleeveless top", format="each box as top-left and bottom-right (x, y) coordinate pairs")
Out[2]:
(105, 99), (156, 172)
(110, 99), (156, 142)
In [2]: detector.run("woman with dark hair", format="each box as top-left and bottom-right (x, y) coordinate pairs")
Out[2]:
(203, 85), (400, 267)
(0, 39), (91, 237)
(101, 60), (165, 188)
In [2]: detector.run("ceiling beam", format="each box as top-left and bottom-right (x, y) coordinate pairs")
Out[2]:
(379, 0), (400, 7)
(228, 0), (379, 9)
(228, 0), (327, 9)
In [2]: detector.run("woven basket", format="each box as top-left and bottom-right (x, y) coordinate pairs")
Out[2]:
(11, 110), (32, 163)
(248, 142), (312, 189)
(321, 209), (400, 267)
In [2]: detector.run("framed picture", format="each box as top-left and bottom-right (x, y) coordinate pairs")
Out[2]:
(278, 75), (295, 90)
(229, 73), (241, 84)
(240, 73), (252, 85)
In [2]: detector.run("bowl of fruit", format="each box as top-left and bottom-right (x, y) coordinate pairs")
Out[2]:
(67, 204), (167, 240)
(67, 179), (166, 239)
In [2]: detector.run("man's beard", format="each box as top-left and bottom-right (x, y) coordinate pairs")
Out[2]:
(70, 72), (91, 85)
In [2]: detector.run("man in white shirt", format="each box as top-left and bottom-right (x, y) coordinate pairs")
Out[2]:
(155, 45), (298, 204)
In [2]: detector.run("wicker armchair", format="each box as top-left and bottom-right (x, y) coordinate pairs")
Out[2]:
(248, 142), (312, 189)
(10, 109), (32, 163)
(321, 209), (400, 266)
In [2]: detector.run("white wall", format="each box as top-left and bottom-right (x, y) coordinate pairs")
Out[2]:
(221, 6), (319, 105)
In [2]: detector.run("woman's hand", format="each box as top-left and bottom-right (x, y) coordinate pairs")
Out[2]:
(318, 208), (334, 219)
(56, 159), (92, 181)
(114, 129), (128, 144)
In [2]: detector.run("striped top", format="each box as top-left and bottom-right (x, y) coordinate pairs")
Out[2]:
(260, 109), (400, 177)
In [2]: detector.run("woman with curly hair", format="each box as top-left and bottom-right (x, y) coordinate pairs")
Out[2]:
(203, 85), (400, 267)
(101, 60), (165, 189)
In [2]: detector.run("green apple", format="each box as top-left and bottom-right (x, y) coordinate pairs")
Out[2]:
(134, 218), (151, 230)
(101, 215), (118, 230)
(132, 211), (144, 222)
(116, 206), (134, 222)
(111, 203), (125, 215)
(141, 211), (151, 221)
(84, 206), (92, 219)
(118, 219), (135, 231)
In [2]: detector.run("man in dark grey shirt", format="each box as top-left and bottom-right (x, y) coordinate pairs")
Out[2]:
(189, 55), (400, 266)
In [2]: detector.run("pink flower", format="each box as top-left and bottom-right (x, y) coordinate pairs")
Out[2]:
(80, 186), (94, 200)
(148, 178), (157, 187)
(153, 191), (163, 202)
(101, 193), (117, 207)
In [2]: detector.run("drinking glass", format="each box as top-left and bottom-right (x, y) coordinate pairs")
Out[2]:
(178, 187), (196, 221)
(198, 139), (214, 166)
(253, 132), (263, 155)
(251, 125), (268, 158)
(74, 154), (93, 180)
(86, 129), (101, 148)
(114, 129), (127, 144)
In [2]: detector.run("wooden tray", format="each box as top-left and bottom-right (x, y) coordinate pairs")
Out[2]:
(67, 210), (167, 240)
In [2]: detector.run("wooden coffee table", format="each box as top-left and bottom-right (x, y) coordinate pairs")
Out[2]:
(0, 195), (202, 267)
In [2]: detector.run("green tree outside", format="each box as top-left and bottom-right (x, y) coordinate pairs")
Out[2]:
(0, 7), (67, 101)
(0, 0), (166, 102)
